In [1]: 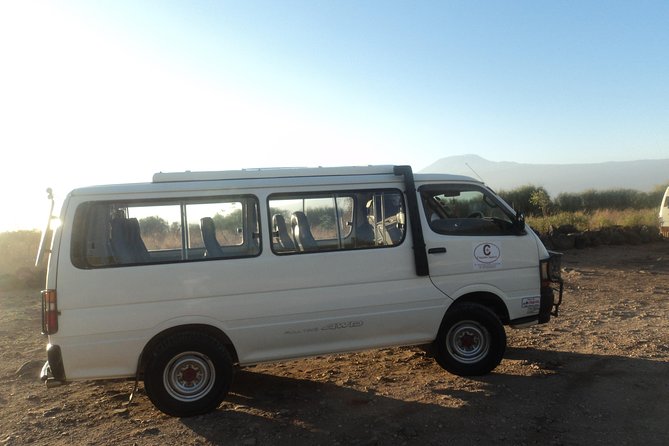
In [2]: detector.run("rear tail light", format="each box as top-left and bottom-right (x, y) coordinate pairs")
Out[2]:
(41, 289), (59, 334)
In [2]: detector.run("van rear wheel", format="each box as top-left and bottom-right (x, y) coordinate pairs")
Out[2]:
(434, 303), (506, 376)
(144, 331), (233, 417)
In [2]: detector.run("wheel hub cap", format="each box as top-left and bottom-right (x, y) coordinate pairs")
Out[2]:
(446, 321), (490, 364)
(163, 352), (216, 402)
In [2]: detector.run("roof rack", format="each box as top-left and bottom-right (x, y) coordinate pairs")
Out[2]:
(152, 165), (397, 183)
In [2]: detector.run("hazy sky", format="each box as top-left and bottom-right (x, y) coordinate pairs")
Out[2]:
(1, 0), (668, 231)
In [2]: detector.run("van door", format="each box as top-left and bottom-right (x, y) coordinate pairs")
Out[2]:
(230, 189), (446, 364)
(418, 184), (541, 321)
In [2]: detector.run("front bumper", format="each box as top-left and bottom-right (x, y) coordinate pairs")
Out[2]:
(537, 250), (564, 323)
(539, 279), (563, 323)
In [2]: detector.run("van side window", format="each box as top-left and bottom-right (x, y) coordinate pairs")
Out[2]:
(71, 196), (260, 268)
(268, 190), (405, 254)
(420, 185), (517, 236)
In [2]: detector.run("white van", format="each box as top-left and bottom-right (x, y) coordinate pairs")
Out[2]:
(660, 186), (669, 237)
(38, 165), (563, 417)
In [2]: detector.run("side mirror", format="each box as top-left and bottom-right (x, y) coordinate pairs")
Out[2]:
(514, 212), (526, 233)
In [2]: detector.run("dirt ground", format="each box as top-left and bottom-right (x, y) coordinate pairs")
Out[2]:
(2, 242), (668, 446)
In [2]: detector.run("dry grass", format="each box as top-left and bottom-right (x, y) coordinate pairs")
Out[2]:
(527, 208), (659, 234)
(142, 229), (243, 250)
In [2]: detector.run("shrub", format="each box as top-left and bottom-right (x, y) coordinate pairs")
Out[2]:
(527, 208), (659, 234)
(498, 185), (549, 216)
(503, 184), (667, 215)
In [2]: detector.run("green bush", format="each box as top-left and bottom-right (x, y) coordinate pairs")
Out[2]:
(500, 184), (667, 217)
(498, 185), (549, 216)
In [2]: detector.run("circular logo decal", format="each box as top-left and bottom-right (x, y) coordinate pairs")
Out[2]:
(473, 242), (501, 264)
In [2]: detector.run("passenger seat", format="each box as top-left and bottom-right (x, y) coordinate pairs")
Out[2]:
(200, 217), (225, 258)
(272, 214), (296, 251)
(110, 216), (151, 264)
(291, 211), (318, 252)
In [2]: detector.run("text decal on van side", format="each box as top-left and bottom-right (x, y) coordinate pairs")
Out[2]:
(284, 321), (364, 335)
(473, 242), (502, 270)
(522, 297), (541, 314)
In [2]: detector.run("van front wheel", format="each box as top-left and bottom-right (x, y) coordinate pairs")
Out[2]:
(144, 331), (233, 417)
(435, 304), (506, 376)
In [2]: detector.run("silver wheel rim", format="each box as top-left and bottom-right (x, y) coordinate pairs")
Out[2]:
(163, 351), (216, 402)
(446, 320), (490, 364)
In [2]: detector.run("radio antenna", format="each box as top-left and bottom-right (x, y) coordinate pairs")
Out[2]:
(465, 162), (485, 182)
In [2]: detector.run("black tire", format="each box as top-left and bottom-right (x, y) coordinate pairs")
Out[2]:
(434, 303), (506, 376)
(143, 331), (233, 417)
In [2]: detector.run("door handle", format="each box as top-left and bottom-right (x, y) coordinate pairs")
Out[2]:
(428, 247), (447, 254)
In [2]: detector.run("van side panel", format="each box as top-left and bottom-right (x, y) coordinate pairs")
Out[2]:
(51, 188), (449, 380)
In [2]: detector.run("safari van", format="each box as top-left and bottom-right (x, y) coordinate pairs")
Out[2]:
(660, 186), (669, 237)
(37, 165), (563, 417)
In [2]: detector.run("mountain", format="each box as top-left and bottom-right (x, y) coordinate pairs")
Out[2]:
(421, 155), (669, 195)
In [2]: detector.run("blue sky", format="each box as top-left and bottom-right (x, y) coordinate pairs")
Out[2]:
(1, 0), (668, 230)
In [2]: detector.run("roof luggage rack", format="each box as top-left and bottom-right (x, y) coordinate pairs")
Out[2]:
(153, 165), (396, 183)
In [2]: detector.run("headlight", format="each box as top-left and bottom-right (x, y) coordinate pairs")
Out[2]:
(548, 251), (562, 281)
(541, 251), (563, 285)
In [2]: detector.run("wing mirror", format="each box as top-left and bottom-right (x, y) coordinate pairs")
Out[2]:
(514, 212), (526, 233)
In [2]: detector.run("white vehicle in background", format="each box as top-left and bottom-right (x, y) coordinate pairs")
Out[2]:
(660, 186), (669, 238)
(37, 165), (563, 417)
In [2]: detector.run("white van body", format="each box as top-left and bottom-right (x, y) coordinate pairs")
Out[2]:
(39, 165), (562, 416)
(660, 186), (669, 237)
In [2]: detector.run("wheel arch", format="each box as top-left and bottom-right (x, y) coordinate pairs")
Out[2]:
(449, 292), (510, 325)
(138, 324), (239, 376)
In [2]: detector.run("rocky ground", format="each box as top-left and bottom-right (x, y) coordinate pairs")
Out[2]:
(1, 242), (668, 445)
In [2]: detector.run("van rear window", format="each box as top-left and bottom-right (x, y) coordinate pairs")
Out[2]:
(71, 196), (261, 268)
